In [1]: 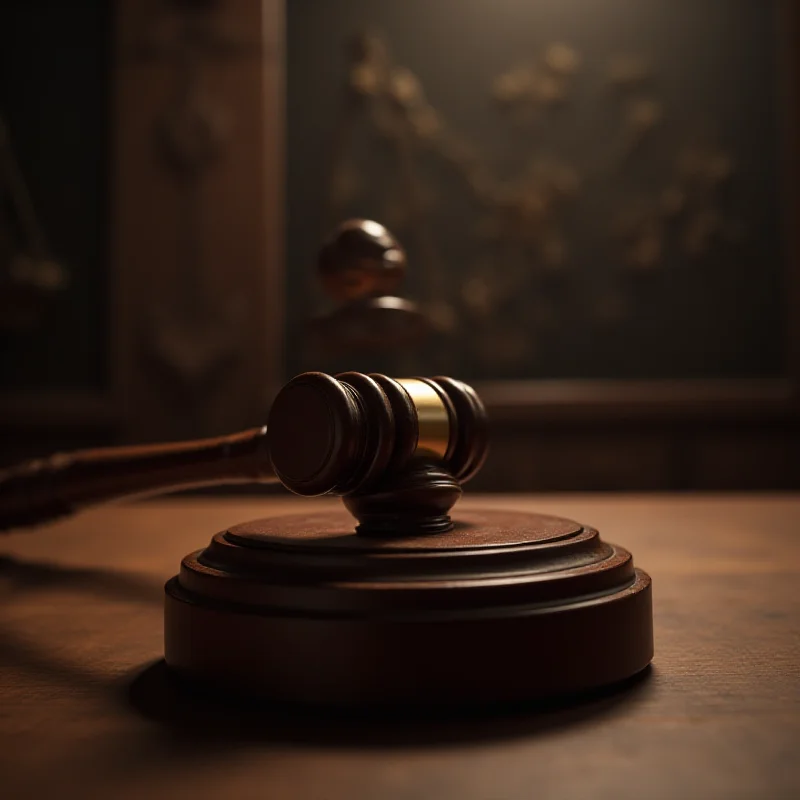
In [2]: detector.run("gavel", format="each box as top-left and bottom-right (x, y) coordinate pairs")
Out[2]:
(0, 371), (487, 534)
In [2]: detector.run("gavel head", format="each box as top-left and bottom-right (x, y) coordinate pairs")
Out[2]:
(267, 372), (488, 497)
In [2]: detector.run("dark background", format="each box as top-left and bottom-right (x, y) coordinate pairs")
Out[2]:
(287, 0), (788, 381)
(0, 1), (110, 391)
(0, 0), (797, 490)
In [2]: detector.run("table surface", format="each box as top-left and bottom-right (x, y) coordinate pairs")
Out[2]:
(1, 494), (798, 800)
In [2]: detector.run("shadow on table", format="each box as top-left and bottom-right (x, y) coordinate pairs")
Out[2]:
(0, 554), (163, 605)
(126, 658), (654, 749)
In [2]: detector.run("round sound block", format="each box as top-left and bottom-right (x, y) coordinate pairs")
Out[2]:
(164, 509), (652, 707)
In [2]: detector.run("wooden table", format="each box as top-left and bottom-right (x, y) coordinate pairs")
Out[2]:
(1, 494), (798, 799)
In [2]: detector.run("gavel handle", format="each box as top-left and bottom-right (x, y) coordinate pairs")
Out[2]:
(0, 426), (277, 532)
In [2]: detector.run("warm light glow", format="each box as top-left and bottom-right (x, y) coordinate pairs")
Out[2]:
(360, 219), (386, 238)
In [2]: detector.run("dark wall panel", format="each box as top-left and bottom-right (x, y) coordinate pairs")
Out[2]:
(287, 0), (789, 382)
(0, 0), (110, 390)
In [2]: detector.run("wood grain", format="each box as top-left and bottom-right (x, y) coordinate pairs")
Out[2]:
(113, 0), (284, 442)
(0, 494), (798, 799)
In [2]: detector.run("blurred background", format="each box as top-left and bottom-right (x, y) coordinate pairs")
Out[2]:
(1, 0), (798, 491)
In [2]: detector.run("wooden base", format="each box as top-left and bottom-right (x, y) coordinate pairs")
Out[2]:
(164, 508), (653, 707)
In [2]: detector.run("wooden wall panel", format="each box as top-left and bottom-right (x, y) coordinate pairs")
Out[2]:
(114, 0), (284, 443)
(689, 427), (800, 490)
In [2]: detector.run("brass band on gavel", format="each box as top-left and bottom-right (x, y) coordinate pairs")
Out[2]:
(395, 379), (451, 461)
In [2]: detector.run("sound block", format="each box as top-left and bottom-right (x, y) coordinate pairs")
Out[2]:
(164, 509), (652, 707)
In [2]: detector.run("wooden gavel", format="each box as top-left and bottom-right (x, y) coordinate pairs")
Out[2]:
(0, 372), (487, 533)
